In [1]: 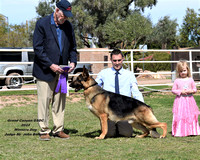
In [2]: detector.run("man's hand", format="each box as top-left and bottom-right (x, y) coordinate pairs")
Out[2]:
(68, 62), (76, 73)
(50, 64), (64, 74)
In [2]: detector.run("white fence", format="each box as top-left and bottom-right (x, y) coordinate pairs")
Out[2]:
(0, 48), (200, 92)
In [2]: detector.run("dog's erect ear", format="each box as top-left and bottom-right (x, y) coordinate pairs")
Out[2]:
(82, 65), (89, 80)
(83, 65), (86, 72)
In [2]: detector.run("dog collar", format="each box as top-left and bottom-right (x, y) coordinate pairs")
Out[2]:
(84, 82), (98, 90)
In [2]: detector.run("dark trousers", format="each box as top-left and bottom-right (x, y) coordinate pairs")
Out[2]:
(105, 120), (133, 138)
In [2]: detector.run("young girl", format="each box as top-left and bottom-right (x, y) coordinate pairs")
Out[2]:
(172, 60), (200, 137)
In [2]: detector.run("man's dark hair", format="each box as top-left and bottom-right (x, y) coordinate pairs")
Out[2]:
(110, 49), (124, 58)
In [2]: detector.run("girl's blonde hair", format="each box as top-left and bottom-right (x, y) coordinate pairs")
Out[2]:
(176, 60), (191, 78)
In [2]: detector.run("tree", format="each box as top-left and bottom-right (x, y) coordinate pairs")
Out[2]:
(179, 8), (200, 47)
(0, 14), (9, 47)
(70, 0), (157, 48)
(9, 24), (30, 47)
(151, 16), (178, 49)
(103, 11), (153, 49)
(35, 0), (54, 19)
(0, 14), (36, 48)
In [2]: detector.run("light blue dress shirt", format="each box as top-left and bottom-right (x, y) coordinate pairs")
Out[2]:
(95, 67), (144, 102)
(51, 14), (62, 55)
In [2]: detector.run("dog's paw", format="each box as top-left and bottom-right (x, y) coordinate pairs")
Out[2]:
(135, 135), (144, 138)
(159, 135), (166, 138)
(95, 136), (104, 140)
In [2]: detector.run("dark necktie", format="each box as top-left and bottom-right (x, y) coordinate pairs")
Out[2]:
(115, 71), (119, 94)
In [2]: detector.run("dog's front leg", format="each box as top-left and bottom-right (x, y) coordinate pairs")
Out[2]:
(95, 113), (108, 139)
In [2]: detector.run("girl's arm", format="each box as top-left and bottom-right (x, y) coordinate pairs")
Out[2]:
(187, 79), (197, 94)
(172, 80), (182, 96)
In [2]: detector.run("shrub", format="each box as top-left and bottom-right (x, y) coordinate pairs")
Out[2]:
(133, 51), (171, 72)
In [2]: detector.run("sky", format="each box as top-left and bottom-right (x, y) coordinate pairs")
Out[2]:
(142, 0), (200, 28)
(0, 0), (40, 25)
(0, 0), (199, 27)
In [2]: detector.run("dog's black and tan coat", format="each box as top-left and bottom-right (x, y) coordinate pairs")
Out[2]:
(70, 67), (167, 139)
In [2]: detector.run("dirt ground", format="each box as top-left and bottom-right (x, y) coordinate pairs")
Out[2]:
(1, 78), (173, 89)
(137, 79), (172, 85)
(0, 93), (84, 109)
(0, 78), (190, 109)
(0, 79), (170, 109)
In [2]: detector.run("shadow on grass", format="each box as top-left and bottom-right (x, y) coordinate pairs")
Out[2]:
(64, 128), (78, 134)
(82, 130), (143, 138)
(83, 130), (101, 138)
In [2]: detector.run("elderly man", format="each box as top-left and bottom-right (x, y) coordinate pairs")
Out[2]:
(33, 0), (77, 141)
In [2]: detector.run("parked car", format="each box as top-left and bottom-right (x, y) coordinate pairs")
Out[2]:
(0, 48), (34, 89)
(0, 48), (92, 89)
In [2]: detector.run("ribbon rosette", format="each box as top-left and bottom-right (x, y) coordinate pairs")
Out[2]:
(55, 66), (70, 94)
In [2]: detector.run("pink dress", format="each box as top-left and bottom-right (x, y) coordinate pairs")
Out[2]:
(172, 78), (200, 137)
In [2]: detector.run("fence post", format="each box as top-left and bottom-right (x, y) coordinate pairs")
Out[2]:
(131, 50), (134, 72)
(189, 50), (193, 78)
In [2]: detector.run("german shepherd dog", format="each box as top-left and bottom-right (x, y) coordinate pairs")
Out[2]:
(70, 67), (167, 139)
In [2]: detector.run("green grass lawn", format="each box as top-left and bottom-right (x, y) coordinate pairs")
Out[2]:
(1, 92), (200, 160)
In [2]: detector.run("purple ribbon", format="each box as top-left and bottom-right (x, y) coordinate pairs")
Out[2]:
(55, 66), (70, 94)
